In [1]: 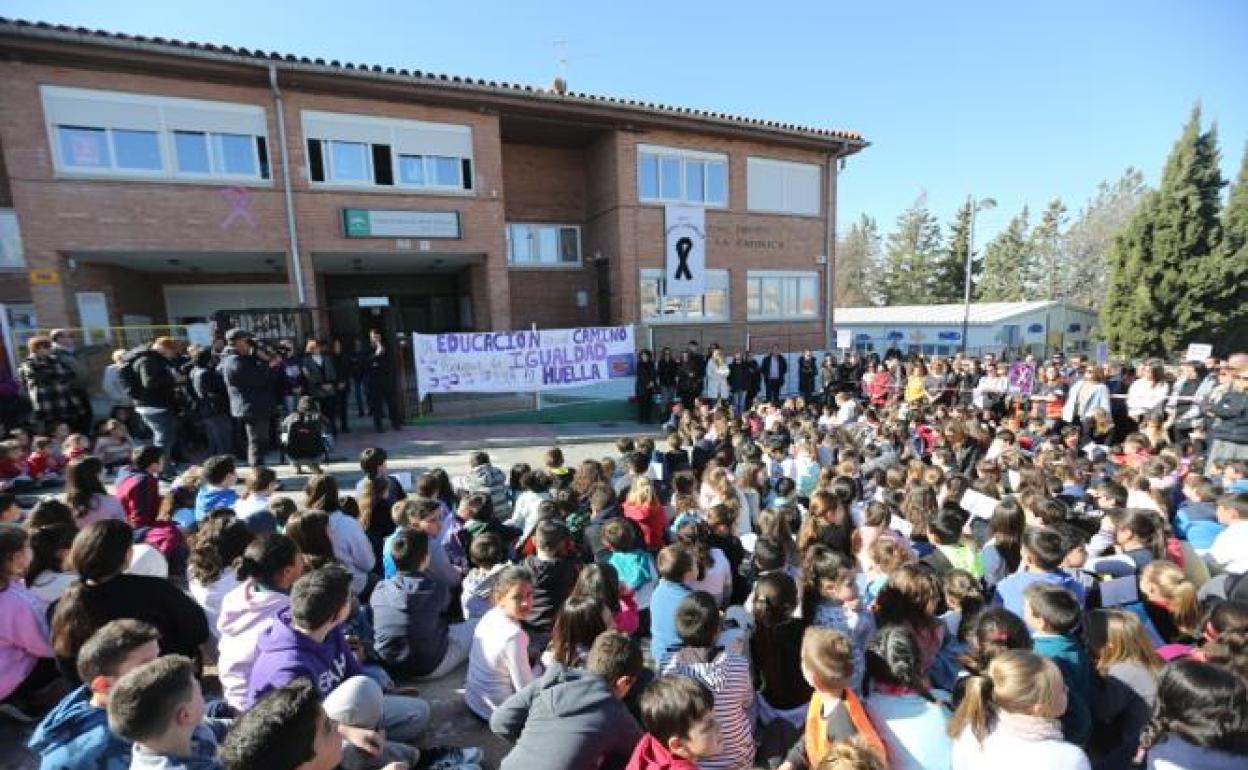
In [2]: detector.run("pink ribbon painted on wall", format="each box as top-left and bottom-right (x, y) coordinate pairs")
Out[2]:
(219, 186), (257, 230)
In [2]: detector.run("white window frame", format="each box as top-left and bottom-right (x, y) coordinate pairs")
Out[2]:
(302, 110), (475, 194)
(172, 130), (263, 179)
(42, 86), (270, 184)
(395, 153), (465, 192)
(54, 125), (165, 177)
(322, 140), (374, 185)
(637, 143), (728, 208)
(639, 268), (731, 324)
(506, 223), (583, 268)
(746, 270), (821, 321)
(746, 156), (822, 216)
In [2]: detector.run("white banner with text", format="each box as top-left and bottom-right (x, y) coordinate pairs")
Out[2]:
(414, 326), (636, 396)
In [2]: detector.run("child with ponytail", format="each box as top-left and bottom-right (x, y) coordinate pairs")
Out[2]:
(1138, 561), (1200, 655)
(0, 523), (57, 718)
(750, 572), (811, 766)
(948, 649), (1091, 770)
(1138, 659), (1248, 769)
(862, 626), (953, 770)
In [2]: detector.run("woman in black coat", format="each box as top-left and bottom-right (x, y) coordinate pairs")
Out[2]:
(635, 349), (658, 423)
(657, 347), (679, 412)
(797, 350), (818, 402)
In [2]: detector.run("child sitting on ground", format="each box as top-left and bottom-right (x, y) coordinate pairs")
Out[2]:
(779, 627), (885, 770)
(0, 440), (36, 492)
(116, 446), (165, 530)
(649, 545), (695, 663)
(247, 564), (435, 769)
(465, 566), (537, 720)
(927, 507), (983, 579)
(490, 631), (644, 770)
(105, 655), (221, 770)
(93, 420), (135, 470)
(27, 436), (67, 483)
(62, 433), (89, 464)
(603, 518), (658, 613)
(462, 533), (507, 621)
(1022, 582), (1093, 746)
(371, 527), (472, 681)
(659, 591), (755, 770)
(28, 619), (185, 770)
(628, 676), (721, 770)
(194, 456), (238, 525)
(521, 520), (580, 651)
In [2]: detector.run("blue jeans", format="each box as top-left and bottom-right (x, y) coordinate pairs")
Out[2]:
(138, 408), (177, 458)
(731, 390), (747, 415)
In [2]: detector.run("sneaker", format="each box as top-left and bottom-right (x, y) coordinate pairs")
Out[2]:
(418, 746), (484, 770)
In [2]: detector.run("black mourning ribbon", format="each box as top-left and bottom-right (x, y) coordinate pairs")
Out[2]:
(674, 236), (694, 280)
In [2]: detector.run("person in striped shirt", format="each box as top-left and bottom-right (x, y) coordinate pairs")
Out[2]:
(659, 591), (755, 770)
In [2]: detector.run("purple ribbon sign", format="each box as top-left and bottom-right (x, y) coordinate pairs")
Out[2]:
(220, 186), (257, 230)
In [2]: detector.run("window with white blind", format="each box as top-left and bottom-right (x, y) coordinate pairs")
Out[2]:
(637, 144), (727, 207)
(41, 86), (270, 182)
(747, 271), (820, 320)
(640, 269), (730, 323)
(302, 110), (474, 192)
(746, 157), (821, 216)
(507, 224), (582, 266)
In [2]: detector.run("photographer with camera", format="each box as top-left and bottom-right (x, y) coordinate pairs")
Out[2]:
(222, 328), (277, 467)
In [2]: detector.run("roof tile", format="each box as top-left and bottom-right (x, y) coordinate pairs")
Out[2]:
(0, 16), (863, 143)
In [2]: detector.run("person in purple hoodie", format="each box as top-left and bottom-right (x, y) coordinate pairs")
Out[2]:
(246, 564), (475, 770)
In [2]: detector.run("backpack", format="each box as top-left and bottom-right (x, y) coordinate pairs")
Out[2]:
(118, 347), (156, 402)
(284, 414), (324, 459)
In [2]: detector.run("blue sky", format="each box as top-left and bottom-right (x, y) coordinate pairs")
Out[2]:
(3, 0), (1246, 240)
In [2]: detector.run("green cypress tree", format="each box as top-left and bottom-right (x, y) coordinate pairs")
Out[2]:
(930, 200), (973, 303)
(1101, 105), (1227, 356)
(835, 214), (882, 306)
(1030, 198), (1068, 300)
(976, 206), (1032, 302)
(879, 194), (941, 305)
(1189, 142), (1248, 353)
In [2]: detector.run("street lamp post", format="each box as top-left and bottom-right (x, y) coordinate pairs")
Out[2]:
(961, 195), (997, 354)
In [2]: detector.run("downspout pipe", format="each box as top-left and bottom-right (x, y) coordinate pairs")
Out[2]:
(269, 65), (307, 307)
(823, 144), (845, 352)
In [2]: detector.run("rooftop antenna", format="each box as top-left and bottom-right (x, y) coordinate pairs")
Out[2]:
(552, 40), (568, 94)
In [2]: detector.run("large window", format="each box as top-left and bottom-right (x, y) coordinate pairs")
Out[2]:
(747, 271), (820, 320)
(173, 131), (263, 177)
(507, 224), (581, 266)
(640, 269), (730, 323)
(42, 86), (270, 182)
(637, 144), (727, 206)
(302, 110), (474, 192)
(746, 157), (821, 216)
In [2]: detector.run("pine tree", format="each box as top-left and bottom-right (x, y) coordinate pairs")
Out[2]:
(1029, 198), (1068, 300)
(930, 200), (973, 303)
(1100, 105), (1226, 356)
(976, 206), (1033, 302)
(1189, 142), (1248, 353)
(879, 193), (942, 305)
(1065, 168), (1148, 309)
(835, 214), (881, 306)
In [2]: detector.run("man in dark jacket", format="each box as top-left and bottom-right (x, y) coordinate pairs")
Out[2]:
(190, 348), (233, 458)
(132, 337), (182, 459)
(1209, 355), (1248, 464)
(489, 631), (644, 770)
(761, 345), (788, 403)
(221, 329), (275, 467)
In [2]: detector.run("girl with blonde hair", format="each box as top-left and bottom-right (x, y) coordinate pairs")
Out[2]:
(1084, 609), (1161, 770)
(949, 649), (1090, 770)
(1139, 560), (1201, 652)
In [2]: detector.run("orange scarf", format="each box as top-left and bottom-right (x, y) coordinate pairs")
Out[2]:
(804, 689), (887, 766)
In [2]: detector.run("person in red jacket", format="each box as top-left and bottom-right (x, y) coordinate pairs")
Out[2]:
(627, 675), (722, 770)
(622, 476), (667, 552)
(115, 445), (165, 529)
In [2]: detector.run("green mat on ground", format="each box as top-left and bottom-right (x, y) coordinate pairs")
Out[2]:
(411, 399), (635, 425)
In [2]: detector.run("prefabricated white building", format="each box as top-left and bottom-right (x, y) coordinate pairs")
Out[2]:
(834, 301), (1099, 357)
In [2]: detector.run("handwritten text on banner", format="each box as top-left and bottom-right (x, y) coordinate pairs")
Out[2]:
(414, 326), (636, 396)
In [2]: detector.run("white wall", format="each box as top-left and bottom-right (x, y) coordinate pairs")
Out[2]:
(163, 284), (293, 323)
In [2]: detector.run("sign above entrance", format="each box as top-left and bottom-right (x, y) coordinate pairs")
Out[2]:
(342, 209), (461, 239)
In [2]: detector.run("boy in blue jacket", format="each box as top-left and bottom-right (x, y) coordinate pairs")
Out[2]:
(649, 545), (695, 663)
(1174, 475), (1225, 551)
(370, 527), (472, 680)
(194, 455), (239, 523)
(1023, 582), (1092, 746)
(106, 656), (221, 770)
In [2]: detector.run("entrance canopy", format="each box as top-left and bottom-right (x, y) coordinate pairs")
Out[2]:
(69, 250), (287, 274)
(312, 251), (483, 274)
